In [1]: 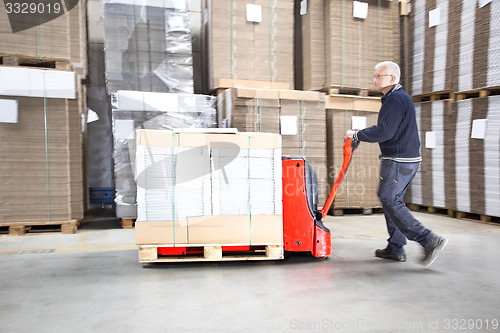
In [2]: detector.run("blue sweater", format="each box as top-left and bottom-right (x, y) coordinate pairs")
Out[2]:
(355, 85), (422, 162)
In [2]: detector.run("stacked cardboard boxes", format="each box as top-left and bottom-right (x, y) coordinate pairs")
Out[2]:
(111, 90), (216, 218)
(406, 0), (500, 96)
(302, 0), (399, 91)
(0, 0), (88, 75)
(407, 97), (500, 218)
(102, 0), (194, 94)
(205, 0), (294, 91)
(325, 95), (382, 212)
(217, 88), (329, 203)
(0, 68), (84, 224)
(135, 129), (283, 245)
(403, 1), (500, 219)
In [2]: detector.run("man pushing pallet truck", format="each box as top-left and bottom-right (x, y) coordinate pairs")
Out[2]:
(136, 134), (359, 263)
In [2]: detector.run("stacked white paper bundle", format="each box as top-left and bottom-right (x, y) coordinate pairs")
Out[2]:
(432, 0), (449, 92)
(212, 149), (281, 216)
(454, 99), (472, 213)
(484, 96), (500, 217)
(410, 103), (424, 205)
(430, 101), (445, 208)
(411, 0), (426, 95)
(136, 146), (212, 221)
(135, 130), (282, 222)
(458, 0), (476, 92)
(487, 0), (500, 87)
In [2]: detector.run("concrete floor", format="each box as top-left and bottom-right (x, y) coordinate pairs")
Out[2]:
(1, 211), (499, 333)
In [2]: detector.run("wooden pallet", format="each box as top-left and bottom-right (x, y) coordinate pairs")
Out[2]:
(455, 87), (500, 100)
(0, 220), (79, 236)
(120, 218), (136, 229)
(138, 244), (284, 263)
(327, 86), (382, 98)
(407, 204), (499, 223)
(412, 90), (454, 103)
(331, 207), (383, 216)
(0, 54), (72, 71)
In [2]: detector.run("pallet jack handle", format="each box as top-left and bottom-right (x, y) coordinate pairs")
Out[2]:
(319, 137), (360, 219)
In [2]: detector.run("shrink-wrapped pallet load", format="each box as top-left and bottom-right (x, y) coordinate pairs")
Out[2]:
(102, 0), (194, 94)
(111, 90), (216, 219)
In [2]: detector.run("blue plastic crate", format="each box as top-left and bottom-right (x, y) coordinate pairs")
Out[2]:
(89, 187), (114, 204)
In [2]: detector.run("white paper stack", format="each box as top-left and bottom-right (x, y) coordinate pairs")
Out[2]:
(135, 129), (282, 222)
(487, 0), (500, 86)
(484, 96), (500, 217)
(212, 148), (281, 216)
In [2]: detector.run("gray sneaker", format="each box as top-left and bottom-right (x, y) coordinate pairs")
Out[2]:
(422, 236), (448, 267)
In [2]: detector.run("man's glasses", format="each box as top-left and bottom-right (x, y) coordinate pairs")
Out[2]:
(373, 74), (392, 79)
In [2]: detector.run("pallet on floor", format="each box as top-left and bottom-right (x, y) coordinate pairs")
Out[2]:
(407, 204), (499, 223)
(138, 244), (284, 263)
(0, 220), (79, 236)
(0, 54), (72, 71)
(120, 218), (136, 229)
(330, 207), (383, 216)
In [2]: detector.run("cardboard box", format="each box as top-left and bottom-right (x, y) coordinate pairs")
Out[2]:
(135, 221), (188, 245)
(135, 215), (283, 245)
(187, 215), (283, 244)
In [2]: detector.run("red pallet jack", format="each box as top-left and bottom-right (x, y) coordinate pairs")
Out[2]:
(282, 137), (359, 258)
(155, 137), (359, 259)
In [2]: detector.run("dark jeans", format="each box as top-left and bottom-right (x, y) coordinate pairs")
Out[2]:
(377, 160), (435, 255)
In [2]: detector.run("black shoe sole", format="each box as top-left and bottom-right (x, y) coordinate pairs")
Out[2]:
(375, 249), (406, 262)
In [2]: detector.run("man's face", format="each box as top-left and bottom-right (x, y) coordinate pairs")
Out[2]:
(372, 68), (393, 91)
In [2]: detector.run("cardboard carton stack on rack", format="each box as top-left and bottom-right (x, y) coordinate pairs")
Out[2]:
(216, 88), (329, 204)
(0, 2), (88, 232)
(205, 0), (294, 91)
(302, 0), (400, 92)
(403, 0), (500, 220)
(325, 95), (382, 213)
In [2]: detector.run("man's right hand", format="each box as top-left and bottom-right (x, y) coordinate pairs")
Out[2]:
(345, 130), (357, 139)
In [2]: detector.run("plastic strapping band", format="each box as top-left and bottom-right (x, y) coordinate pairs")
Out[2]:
(171, 131), (176, 246)
(341, 0), (345, 87)
(258, 98), (262, 132)
(300, 99), (305, 157)
(248, 135), (252, 246)
(377, 0), (382, 62)
(230, 1), (236, 79)
(268, 0), (273, 82)
(344, 107), (350, 207)
(42, 72), (52, 223)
